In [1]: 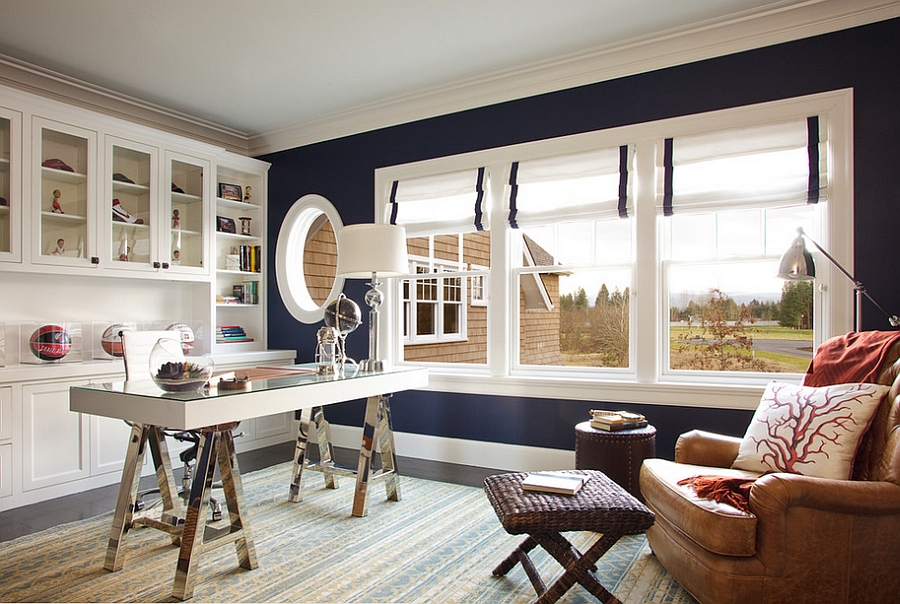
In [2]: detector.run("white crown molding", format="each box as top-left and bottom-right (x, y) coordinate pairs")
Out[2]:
(250, 0), (900, 156)
(0, 1), (895, 158)
(0, 54), (252, 155)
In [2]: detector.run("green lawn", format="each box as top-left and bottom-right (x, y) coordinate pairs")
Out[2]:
(669, 324), (812, 372)
(670, 325), (812, 341)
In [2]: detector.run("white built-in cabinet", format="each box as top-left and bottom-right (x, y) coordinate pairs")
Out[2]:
(0, 386), (12, 499)
(0, 83), (295, 512)
(22, 378), (92, 491)
(31, 117), (100, 268)
(0, 107), (22, 263)
(0, 83), (276, 351)
(212, 156), (267, 354)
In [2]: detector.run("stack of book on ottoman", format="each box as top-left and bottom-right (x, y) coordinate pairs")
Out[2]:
(589, 409), (647, 431)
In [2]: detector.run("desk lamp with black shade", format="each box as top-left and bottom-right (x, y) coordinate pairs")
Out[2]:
(777, 226), (899, 331)
(336, 223), (409, 372)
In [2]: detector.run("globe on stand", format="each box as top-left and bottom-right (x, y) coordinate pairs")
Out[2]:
(323, 293), (362, 372)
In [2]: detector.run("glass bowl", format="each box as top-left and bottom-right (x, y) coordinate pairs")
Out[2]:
(149, 338), (213, 392)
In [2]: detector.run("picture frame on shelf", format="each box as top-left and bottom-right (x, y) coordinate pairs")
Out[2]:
(216, 215), (236, 234)
(218, 182), (242, 202)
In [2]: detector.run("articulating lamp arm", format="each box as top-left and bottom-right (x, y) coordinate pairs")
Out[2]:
(799, 227), (900, 328)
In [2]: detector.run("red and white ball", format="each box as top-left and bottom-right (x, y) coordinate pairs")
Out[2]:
(30, 324), (72, 361)
(101, 323), (133, 357)
(166, 322), (195, 353)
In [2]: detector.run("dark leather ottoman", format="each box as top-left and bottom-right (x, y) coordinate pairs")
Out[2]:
(575, 421), (656, 502)
(483, 470), (655, 604)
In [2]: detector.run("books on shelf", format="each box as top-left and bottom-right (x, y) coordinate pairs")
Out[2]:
(522, 472), (586, 495)
(216, 325), (254, 343)
(589, 409), (647, 431)
(231, 280), (258, 305)
(237, 244), (262, 272)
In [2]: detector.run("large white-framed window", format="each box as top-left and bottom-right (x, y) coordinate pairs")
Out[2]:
(374, 90), (854, 409)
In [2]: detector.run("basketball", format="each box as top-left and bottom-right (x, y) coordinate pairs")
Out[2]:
(166, 322), (195, 353)
(101, 323), (133, 357)
(29, 324), (72, 360)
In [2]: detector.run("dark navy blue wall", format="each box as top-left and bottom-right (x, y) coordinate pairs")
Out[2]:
(260, 18), (900, 460)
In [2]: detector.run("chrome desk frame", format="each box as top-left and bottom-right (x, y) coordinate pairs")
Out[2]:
(70, 365), (427, 600)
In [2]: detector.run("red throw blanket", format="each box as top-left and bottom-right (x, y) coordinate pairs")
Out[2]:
(677, 475), (757, 512)
(803, 331), (900, 387)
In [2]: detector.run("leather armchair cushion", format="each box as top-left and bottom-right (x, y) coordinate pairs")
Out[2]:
(641, 458), (759, 557)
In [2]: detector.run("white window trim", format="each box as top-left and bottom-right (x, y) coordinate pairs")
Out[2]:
(375, 90), (854, 410)
(470, 264), (488, 307)
(404, 257), (468, 345)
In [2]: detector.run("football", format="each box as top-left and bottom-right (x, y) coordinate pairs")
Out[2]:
(29, 324), (72, 360)
(166, 322), (195, 353)
(101, 323), (133, 357)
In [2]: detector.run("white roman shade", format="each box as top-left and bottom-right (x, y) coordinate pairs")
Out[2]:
(507, 145), (632, 228)
(386, 167), (487, 236)
(658, 116), (827, 216)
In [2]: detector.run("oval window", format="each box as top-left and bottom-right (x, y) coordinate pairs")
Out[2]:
(274, 194), (344, 323)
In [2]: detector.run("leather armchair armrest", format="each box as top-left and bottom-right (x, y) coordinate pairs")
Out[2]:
(750, 473), (900, 517)
(674, 429), (741, 467)
(749, 473), (900, 576)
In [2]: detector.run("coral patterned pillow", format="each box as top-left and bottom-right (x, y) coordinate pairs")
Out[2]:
(732, 381), (888, 480)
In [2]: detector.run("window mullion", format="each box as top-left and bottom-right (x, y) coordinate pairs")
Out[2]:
(488, 163), (512, 377)
(634, 139), (658, 383)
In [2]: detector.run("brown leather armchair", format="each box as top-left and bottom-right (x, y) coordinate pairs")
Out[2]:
(639, 348), (900, 604)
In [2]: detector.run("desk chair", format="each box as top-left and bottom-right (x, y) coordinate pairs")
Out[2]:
(120, 330), (224, 521)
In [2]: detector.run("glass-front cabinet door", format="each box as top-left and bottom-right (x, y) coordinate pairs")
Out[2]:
(0, 107), (22, 263)
(32, 117), (98, 267)
(165, 151), (209, 274)
(105, 136), (159, 271)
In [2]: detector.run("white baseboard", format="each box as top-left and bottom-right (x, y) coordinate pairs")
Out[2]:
(329, 424), (575, 472)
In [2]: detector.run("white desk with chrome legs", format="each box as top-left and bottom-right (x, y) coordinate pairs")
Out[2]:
(69, 364), (428, 600)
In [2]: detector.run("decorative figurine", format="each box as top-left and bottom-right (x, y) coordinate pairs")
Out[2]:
(239, 216), (252, 236)
(172, 249), (181, 264)
(51, 189), (63, 213)
(244, 186), (252, 202)
(172, 208), (180, 228)
(52, 238), (65, 255)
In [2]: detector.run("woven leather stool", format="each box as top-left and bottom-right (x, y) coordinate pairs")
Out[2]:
(484, 470), (654, 604)
(575, 421), (656, 502)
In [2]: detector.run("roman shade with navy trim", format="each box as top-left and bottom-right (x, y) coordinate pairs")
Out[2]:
(657, 116), (827, 216)
(386, 168), (488, 236)
(507, 145), (633, 229)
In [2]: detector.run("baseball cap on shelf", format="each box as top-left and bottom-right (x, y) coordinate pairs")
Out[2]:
(171, 182), (184, 193)
(42, 158), (74, 172)
(112, 172), (135, 184)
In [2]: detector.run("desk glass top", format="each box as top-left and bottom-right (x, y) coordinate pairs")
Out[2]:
(75, 364), (422, 400)
(70, 364), (429, 430)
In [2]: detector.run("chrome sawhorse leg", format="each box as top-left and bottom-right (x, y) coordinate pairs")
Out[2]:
(173, 424), (258, 600)
(105, 422), (181, 572)
(289, 394), (401, 517)
(104, 421), (257, 600)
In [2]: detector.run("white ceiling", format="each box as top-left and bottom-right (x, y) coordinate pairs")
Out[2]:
(0, 0), (896, 153)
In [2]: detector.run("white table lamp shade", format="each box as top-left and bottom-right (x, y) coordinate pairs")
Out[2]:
(336, 223), (408, 278)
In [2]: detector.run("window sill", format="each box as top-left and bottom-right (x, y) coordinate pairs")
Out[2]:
(419, 369), (790, 411)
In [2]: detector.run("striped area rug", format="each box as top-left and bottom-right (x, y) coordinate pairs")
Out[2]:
(0, 462), (696, 603)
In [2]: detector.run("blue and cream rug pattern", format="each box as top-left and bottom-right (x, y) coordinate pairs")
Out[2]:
(0, 462), (696, 603)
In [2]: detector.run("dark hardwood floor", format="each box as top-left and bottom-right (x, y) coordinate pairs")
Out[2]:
(0, 441), (503, 543)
